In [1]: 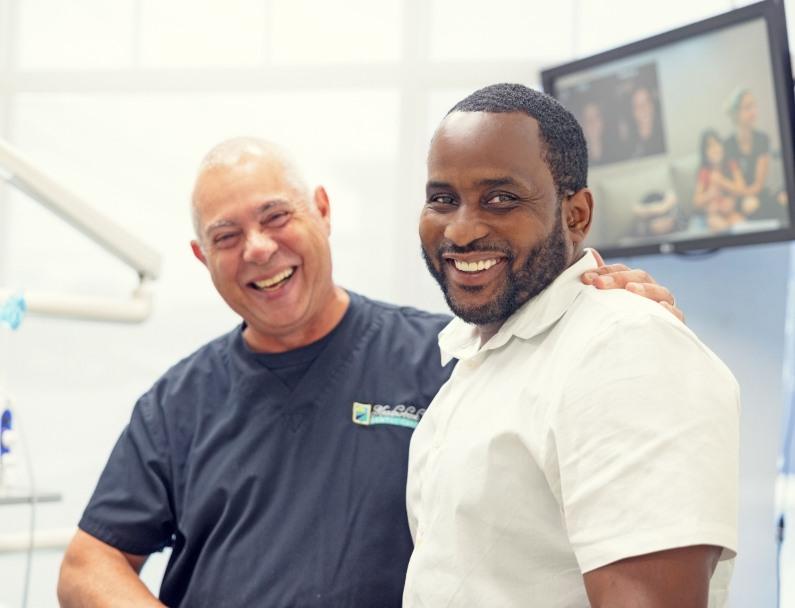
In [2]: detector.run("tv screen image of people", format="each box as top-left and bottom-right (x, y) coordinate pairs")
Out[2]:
(543, 1), (795, 257)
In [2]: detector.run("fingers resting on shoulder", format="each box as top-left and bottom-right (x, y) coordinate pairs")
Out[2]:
(581, 251), (685, 323)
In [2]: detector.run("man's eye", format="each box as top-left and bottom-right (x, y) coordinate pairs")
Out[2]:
(265, 211), (291, 226)
(485, 193), (517, 206)
(213, 233), (239, 246)
(427, 194), (455, 206)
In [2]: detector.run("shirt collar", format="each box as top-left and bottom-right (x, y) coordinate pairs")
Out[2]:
(438, 249), (599, 364)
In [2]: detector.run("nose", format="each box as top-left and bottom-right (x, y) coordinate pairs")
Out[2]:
(443, 206), (489, 247)
(243, 231), (278, 264)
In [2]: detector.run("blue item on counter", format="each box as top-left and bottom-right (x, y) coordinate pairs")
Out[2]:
(0, 408), (11, 455)
(0, 294), (26, 330)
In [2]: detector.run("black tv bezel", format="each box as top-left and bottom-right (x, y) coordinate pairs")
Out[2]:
(541, 0), (795, 258)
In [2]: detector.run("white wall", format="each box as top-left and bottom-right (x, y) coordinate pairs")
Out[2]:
(0, 1), (791, 606)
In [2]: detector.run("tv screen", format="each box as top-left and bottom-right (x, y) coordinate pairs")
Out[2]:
(541, 0), (795, 257)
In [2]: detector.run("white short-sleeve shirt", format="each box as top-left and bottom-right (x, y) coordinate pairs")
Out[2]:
(404, 250), (739, 608)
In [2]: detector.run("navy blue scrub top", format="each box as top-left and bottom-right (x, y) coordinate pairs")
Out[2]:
(79, 292), (453, 607)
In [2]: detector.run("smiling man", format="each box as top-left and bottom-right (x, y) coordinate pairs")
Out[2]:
(59, 140), (454, 607)
(405, 84), (739, 607)
(189, 142), (348, 352)
(58, 137), (687, 607)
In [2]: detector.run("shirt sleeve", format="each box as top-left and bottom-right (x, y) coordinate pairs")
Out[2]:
(553, 315), (739, 573)
(78, 390), (177, 555)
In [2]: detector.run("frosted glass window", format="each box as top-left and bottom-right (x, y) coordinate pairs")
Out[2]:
(140, 0), (267, 67)
(0, 1), (10, 70)
(270, 0), (401, 64)
(11, 90), (401, 302)
(429, 0), (575, 62)
(786, 0), (795, 46)
(17, 0), (135, 69)
(577, 0), (732, 56)
(0, 100), (6, 284)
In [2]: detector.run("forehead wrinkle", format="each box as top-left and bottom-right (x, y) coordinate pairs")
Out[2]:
(435, 171), (537, 192)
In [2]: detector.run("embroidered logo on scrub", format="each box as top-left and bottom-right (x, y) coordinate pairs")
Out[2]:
(352, 402), (425, 429)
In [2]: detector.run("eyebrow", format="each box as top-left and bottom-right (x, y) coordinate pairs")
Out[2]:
(204, 219), (237, 236)
(475, 177), (519, 188)
(426, 177), (520, 191)
(204, 200), (290, 236)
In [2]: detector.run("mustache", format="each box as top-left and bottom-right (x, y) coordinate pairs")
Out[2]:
(435, 241), (514, 259)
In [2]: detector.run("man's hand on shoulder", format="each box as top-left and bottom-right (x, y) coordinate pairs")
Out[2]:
(583, 545), (722, 608)
(581, 249), (684, 323)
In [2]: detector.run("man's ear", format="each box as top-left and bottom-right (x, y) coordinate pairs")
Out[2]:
(314, 186), (331, 234)
(191, 240), (207, 266)
(563, 188), (593, 248)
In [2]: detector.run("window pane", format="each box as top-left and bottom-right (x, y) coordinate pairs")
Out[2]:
(10, 90), (401, 305)
(17, 0), (135, 69)
(140, 0), (267, 67)
(430, 0), (575, 62)
(0, 98), (8, 286)
(270, 0), (401, 64)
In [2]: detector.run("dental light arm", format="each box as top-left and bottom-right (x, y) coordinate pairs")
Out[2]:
(0, 139), (162, 323)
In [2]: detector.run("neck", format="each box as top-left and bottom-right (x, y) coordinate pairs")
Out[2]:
(477, 321), (503, 346)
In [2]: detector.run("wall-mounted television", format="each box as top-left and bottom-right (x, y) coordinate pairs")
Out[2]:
(541, 0), (795, 257)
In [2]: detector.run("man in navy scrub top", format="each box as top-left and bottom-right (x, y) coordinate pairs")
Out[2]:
(57, 137), (681, 607)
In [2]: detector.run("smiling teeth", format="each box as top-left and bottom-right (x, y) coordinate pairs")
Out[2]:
(254, 268), (294, 289)
(453, 259), (499, 272)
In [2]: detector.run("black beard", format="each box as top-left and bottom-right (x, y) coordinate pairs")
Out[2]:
(422, 215), (569, 325)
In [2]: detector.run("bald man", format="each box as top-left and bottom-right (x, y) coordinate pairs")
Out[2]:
(58, 138), (682, 607)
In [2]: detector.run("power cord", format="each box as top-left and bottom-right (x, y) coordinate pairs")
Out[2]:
(16, 405), (36, 608)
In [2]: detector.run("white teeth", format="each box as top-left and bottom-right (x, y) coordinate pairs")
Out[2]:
(254, 267), (294, 289)
(453, 259), (499, 273)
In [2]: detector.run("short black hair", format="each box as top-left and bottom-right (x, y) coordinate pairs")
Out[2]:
(447, 83), (588, 198)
